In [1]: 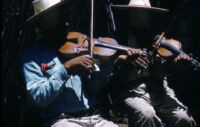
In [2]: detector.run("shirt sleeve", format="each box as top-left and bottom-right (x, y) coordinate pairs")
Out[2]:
(23, 57), (69, 108)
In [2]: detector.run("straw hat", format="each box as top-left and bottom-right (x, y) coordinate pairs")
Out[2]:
(25, 0), (74, 27)
(112, 0), (170, 31)
(112, 0), (169, 13)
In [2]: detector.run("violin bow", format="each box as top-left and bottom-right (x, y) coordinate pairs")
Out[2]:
(155, 0), (189, 47)
(164, 0), (189, 35)
(89, 0), (100, 73)
(90, 0), (94, 57)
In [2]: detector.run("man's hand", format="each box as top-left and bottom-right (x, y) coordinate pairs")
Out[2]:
(115, 48), (149, 69)
(126, 48), (149, 69)
(169, 54), (194, 73)
(131, 57), (149, 69)
(174, 54), (191, 63)
(64, 55), (95, 73)
(126, 48), (145, 57)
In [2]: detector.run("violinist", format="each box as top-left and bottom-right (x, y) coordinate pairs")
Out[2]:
(20, 0), (144, 127)
(107, 0), (197, 126)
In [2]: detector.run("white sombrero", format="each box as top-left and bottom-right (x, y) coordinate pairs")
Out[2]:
(112, 0), (169, 13)
(25, 0), (74, 26)
(112, 0), (170, 29)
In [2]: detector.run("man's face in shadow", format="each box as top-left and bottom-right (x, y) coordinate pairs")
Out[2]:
(32, 6), (71, 49)
(127, 9), (160, 50)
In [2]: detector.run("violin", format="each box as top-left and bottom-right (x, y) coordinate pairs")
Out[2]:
(58, 32), (147, 61)
(59, 32), (116, 60)
(153, 35), (200, 70)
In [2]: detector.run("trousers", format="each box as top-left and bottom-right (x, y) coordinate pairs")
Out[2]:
(43, 114), (118, 127)
(113, 77), (196, 127)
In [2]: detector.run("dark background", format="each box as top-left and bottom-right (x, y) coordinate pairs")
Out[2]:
(1, 0), (200, 126)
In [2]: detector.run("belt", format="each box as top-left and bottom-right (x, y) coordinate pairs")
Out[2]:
(57, 106), (99, 119)
(58, 110), (91, 119)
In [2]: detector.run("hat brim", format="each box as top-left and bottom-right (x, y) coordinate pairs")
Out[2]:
(25, 0), (73, 27)
(112, 5), (169, 13)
